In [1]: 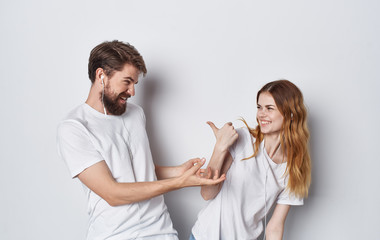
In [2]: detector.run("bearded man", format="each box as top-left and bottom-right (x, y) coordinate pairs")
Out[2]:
(57, 40), (224, 240)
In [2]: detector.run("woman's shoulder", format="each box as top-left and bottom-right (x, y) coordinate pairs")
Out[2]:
(229, 126), (255, 159)
(235, 126), (255, 143)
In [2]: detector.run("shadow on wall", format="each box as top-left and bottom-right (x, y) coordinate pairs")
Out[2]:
(306, 110), (319, 201)
(137, 75), (199, 240)
(137, 75), (166, 166)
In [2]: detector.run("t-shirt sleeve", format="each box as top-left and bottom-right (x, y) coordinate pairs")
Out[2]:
(277, 186), (304, 206)
(57, 120), (104, 178)
(140, 106), (146, 126)
(229, 127), (252, 161)
(131, 103), (146, 127)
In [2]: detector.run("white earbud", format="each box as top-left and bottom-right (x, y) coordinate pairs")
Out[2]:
(101, 75), (104, 85)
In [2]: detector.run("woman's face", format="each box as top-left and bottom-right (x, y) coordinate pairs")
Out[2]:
(256, 92), (284, 136)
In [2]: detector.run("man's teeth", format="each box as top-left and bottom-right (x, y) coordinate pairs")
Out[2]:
(121, 97), (127, 100)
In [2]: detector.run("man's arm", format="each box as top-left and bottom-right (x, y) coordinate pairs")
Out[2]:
(155, 165), (179, 180)
(78, 158), (225, 207)
(155, 158), (219, 180)
(155, 159), (203, 180)
(266, 204), (291, 240)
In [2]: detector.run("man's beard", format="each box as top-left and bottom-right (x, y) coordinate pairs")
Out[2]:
(102, 86), (130, 116)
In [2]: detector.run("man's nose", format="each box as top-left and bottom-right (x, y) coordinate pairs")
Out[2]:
(128, 84), (135, 96)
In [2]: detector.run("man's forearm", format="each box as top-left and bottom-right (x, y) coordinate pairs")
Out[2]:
(155, 165), (180, 180)
(79, 159), (225, 207)
(107, 178), (182, 206)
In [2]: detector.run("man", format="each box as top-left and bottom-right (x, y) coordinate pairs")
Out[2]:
(57, 40), (225, 240)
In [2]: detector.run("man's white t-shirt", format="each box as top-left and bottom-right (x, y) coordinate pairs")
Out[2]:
(192, 127), (303, 240)
(57, 103), (177, 240)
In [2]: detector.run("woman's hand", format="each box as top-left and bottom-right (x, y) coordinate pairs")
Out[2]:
(207, 121), (239, 153)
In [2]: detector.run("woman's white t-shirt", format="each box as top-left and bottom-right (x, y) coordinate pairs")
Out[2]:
(192, 127), (303, 240)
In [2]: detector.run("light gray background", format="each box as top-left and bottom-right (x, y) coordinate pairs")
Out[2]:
(1, 0), (379, 239)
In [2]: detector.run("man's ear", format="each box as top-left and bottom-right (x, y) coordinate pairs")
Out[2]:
(95, 68), (105, 85)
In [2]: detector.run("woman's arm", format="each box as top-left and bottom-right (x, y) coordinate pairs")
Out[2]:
(200, 147), (233, 200)
(266, 204), (291, 240)
(200, 121), (238, 200)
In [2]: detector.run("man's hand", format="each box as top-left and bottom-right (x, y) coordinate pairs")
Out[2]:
(177, 158), (198, 175)
(156, 158), (224, 180)
(177, 158), (226, 187)
(207, 121), (238, 153)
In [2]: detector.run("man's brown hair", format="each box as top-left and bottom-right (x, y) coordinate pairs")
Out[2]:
(88, 40), (147, 83)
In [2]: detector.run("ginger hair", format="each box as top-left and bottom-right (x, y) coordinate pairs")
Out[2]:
(242, 80), (311, 198)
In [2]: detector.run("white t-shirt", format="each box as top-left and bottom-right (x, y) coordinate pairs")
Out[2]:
(192, 127), (303, 240)
(57, 103), (177, 240)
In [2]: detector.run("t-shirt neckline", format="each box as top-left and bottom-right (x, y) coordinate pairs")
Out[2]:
(261, 140), (287, 166)
(83, 103), (126, 119)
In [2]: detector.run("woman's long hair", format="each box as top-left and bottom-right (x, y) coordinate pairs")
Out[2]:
(242, 80), (311, 198)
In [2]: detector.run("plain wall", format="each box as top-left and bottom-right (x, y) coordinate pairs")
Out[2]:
(1, 0), (379, 239)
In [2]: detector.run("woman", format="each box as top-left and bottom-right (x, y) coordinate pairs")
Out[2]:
(191, 80), (311, 240)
